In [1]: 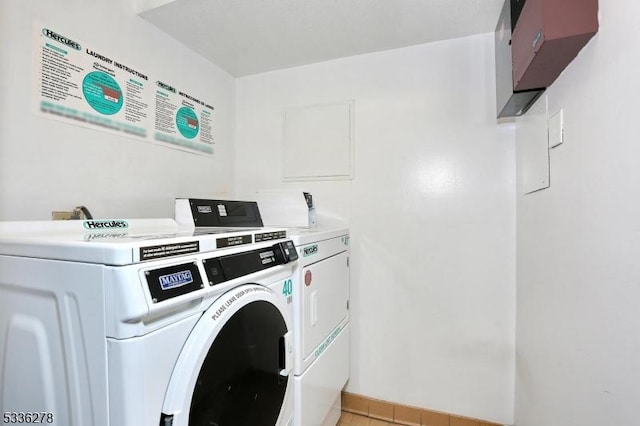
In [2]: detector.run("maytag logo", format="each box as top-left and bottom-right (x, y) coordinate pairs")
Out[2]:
(83, 220), (129, 230)
(159, 270), (193, 290)
(303, 245), (318, 257)
(42, 28), (81, 50)
(197, 205), (212, 214)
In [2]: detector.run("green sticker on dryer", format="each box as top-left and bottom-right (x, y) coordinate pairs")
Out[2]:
(303, 244), (318, 257)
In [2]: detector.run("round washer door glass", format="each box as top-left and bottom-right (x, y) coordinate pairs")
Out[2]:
(189, 300), (288, 426)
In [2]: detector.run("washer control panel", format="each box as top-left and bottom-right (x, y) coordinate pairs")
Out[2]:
(143, 241), (299, 302)
(204, 241), (298, 286)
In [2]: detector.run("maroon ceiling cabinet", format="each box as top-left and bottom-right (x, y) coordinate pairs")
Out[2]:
(511, 0), (598, 91)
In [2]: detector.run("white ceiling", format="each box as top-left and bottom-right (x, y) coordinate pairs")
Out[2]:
(140, 0), (504, 77)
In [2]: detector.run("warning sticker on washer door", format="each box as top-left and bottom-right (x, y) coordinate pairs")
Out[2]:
(212, 286), (270, 321)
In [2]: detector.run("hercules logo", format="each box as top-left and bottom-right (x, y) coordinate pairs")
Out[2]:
(42, 28), (81, 50)
(83, 220), (129, 230)
(303, 245), (318, 257)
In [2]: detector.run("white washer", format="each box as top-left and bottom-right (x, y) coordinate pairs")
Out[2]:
(288, 227), (350, 426)
(0, 218), (298, 426)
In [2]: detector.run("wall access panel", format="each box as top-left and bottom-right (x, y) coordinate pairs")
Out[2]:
(283, 101), (354, 181)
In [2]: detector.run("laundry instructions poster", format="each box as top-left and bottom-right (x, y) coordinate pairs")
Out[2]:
(33, 23), (215, 156)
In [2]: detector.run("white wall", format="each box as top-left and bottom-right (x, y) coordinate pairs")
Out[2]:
(515, 2), (640, 426)
(236, 34), (516, 424)
(0, 0), (235, 220)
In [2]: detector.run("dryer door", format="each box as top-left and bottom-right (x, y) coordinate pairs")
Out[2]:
(162, 284), (292, 426)
(302, 251), (349, 359)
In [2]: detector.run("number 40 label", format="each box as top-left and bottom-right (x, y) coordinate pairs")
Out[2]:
(282, 279), (293, 296)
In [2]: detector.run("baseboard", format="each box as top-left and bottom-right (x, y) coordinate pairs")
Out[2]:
(340, 391), (504, 426)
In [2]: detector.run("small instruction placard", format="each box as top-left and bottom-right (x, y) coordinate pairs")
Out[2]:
(140, 241), (200, 260)
(216, 234), (252, 248)
(255, 231), (287, 242)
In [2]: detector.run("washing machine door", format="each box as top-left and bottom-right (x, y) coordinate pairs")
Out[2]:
(162, 284), (293, 426)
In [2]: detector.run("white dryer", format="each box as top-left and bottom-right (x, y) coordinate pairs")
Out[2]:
(0, 218), (298, 426)
(288, 227), (350, 426)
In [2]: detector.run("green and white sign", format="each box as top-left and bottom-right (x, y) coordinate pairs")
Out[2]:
(33, 22), (216, 156)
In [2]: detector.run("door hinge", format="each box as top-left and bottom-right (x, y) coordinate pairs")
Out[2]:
(347, 257), (350, 267)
